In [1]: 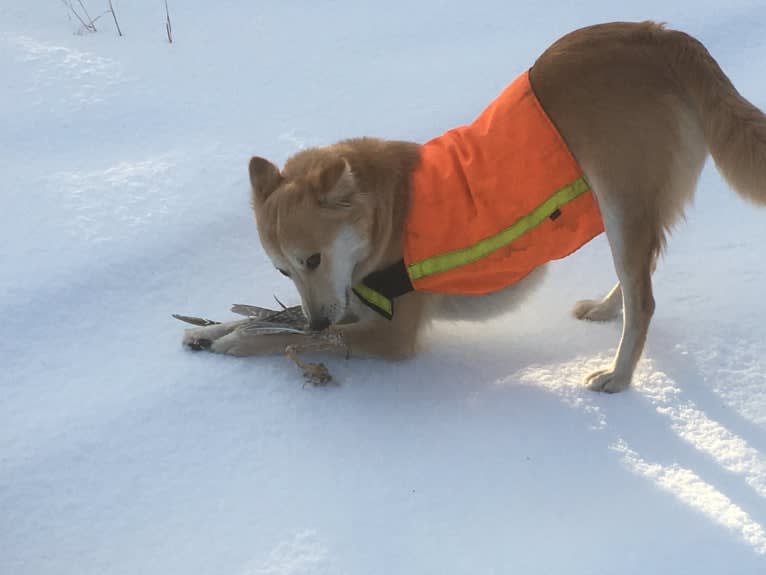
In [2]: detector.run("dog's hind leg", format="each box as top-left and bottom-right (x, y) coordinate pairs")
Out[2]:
(585, 202), (659, 393)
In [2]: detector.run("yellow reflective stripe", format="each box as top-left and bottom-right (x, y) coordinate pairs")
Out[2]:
(407, 176), (590, 281)
(352, 283), (393, 315)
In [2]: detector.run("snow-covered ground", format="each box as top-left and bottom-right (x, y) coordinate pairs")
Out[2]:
(2, 1), (765, 573)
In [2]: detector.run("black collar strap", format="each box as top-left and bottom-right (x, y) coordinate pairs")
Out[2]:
(352, 259), (414, 319)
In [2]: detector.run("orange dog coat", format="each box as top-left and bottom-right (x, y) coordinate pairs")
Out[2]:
(404, 69), (603, 294)
(353, 69), (604, 318)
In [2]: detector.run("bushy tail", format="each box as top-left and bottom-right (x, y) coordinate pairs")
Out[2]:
(665, 29), (766, 205)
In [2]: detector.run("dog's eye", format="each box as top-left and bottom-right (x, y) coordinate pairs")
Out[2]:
(277, 268), (291, 277)
(306, 253), (321, 270)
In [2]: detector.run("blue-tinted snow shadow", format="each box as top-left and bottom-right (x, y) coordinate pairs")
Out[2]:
(3, 332), (765, 575)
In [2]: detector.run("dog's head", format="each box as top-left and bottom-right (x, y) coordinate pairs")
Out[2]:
(249, 149), (374, 330)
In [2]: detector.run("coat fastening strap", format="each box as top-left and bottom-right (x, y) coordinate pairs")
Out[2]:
(352, 259), (413, 319)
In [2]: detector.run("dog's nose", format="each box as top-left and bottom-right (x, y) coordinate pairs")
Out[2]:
(309, 317), (331, 332)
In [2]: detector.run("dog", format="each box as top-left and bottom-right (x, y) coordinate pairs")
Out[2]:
(183, 21), (766, 392)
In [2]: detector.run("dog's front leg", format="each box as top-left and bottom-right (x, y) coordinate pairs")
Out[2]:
(184, 322), (322, 357)
(183, 320), (347, 384)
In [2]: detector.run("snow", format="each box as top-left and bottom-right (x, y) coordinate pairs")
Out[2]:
(1, 1), (765, 573)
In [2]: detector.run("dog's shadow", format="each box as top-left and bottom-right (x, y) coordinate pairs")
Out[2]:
(218, 244), (766, 558)
(358, 309), (766, 556)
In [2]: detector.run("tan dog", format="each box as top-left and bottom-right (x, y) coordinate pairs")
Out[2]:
(183, 21), (766, 392)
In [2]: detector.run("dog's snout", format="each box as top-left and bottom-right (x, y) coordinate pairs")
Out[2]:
(309, 317), (331, 332)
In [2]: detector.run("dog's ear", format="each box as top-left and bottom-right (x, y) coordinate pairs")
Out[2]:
(249, 156), (282, 205)
(317, 158), (355, 209)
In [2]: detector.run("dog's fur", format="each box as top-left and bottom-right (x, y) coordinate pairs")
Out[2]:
(184, 21), (766, 392)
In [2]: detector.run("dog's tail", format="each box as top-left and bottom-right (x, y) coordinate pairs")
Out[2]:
(665, 29), (766, 205)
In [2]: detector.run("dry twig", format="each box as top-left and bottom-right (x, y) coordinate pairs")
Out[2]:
(164, 0), (173, 43)
(76, 0), (97, 30)
(108, 0), (122, 36)
(61, 0), (97, 32)
(61, 1), (123, 36)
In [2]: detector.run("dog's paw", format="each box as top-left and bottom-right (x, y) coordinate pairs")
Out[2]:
(183, 328), (213, 352)
(185, 336), (213, 351)
(572, 299), (621, 322)
(182, 322), (240, 352)
(585, 367), (631, 393)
